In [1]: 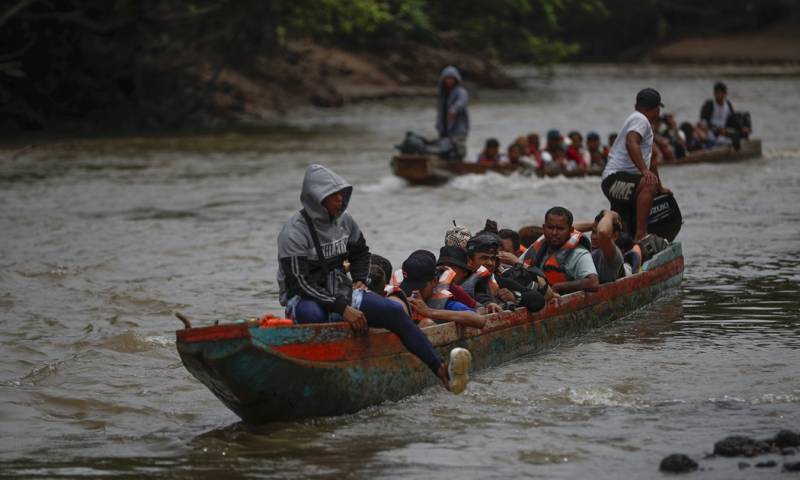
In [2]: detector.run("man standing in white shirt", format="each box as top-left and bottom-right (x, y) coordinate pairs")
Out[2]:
(601, 88), (670, 241)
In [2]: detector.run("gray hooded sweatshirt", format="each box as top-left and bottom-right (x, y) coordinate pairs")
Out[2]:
(277, 165), (371, 313)
(435, 65), (470, 140)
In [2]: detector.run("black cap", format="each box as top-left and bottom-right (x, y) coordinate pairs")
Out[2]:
(400, 250), (437, 295)
(636, 88), (663, 109)
(714, 81), (727, 92)
(437, 245), (470, 271)
(466, 232), (500, 255)
(587, 131), (600, 141)
(370, 254), (393, 280)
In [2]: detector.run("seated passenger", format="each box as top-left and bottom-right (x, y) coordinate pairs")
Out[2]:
(278, 164), (455, 388)
(526, 132), (543, 168)
(506, 143), (533, 168)
(394, 250), (486, 328)
(436, 245), (481, 310)
(700, 81), (750, 144)
(679, 121), (703, 152)
(518, 225), (543, 250)
(366, 254), (393, 294)
(659, 113), (686, 159)
(520, 206), (599, 294)
(653, 116), (677, 163)
(540, 129), (563, 171)
(695, 120), (717, 149)
(477, 138), (502, 166)
(461, 233), (515, 307)
(575, 210), (626, 283)
(498, 228), (525, 258)
(551, 144), (569, 172)
(586, 131), (608, 169)
(566, 131), (589, 170)
(463, 232), (547, 311)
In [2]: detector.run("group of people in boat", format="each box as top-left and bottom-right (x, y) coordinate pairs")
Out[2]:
(276, 162), (651, 392)
(274, 82), (721, 392)
(398, 65), (750, 167)
(476, 129), (609, 174)
(474, 81), (751, 173)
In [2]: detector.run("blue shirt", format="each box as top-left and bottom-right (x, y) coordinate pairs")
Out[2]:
(445, 299), (474, 312)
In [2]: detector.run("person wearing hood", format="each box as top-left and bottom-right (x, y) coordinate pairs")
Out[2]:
(436, 65), (470, 160)
(277, 164), (469, 391)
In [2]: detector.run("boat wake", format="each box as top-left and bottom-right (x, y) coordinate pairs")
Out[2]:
(449, 171), (598, 192)
(360, 175), (407, 193)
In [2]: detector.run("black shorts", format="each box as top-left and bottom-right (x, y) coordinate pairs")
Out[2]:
(601, 172), (641, 234)
(601, 171), (641, 203)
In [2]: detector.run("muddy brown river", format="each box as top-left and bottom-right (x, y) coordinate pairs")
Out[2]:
(1, 65), (799, 479)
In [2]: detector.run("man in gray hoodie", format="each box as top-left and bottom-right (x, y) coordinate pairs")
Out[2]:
(277, 164), (452, 385)
(435, 65), (470, 160)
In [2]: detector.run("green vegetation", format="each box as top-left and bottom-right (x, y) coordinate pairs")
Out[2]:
(1, 0), (798, 133)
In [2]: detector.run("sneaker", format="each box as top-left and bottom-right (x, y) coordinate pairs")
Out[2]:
(447, 347), (472, 394)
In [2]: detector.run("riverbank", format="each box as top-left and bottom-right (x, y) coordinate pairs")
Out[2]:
(0, 40), (515, 139)
(651, 22), (800, 64)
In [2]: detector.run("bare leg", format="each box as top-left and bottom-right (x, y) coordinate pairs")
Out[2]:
(634, 182), (658, 241)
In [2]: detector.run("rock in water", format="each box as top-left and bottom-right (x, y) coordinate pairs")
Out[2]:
(755, 460), (777, 468)
(659, 454), (699, 473)
(784, 461), (800, 472)
(774, 430), (800, 449)
(713, 436), (769, 457)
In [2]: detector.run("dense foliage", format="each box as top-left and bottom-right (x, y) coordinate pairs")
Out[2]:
(1, 0), (797, 132)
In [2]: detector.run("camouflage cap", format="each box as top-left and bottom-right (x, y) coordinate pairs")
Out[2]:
(444, 225), (472, 250)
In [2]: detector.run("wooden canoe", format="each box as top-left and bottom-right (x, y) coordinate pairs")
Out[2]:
(391, 139), (762, 185)
(176, 243), (684, 425)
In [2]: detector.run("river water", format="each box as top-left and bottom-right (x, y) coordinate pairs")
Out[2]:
(1, 65), (799, 479)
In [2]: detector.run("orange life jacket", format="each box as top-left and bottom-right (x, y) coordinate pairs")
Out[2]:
(428, 267), (455, 309)
(387, 269), (430, 324)
(522, 230), (590, 284)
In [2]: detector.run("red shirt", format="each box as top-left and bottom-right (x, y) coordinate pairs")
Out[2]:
(566, 146), (588, 168)
(450, 283), (477, 309)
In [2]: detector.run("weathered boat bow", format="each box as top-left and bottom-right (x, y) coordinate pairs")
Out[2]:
(177, 243), (683, 424)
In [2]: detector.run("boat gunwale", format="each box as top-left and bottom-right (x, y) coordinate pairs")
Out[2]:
(176, 244), (684, 359)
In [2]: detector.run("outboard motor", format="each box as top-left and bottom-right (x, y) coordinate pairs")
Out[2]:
(647, 193), (682, 242)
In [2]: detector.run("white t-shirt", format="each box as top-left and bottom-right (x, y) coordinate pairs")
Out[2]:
(710, 101), (731, 130)
(602, 111), (653, 179)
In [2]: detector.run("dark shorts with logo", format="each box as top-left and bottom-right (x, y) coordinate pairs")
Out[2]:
(601, 172), (642, 234)
(601, 171), (641, 203)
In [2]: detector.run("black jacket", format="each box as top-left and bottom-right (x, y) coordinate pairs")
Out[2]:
(700, 99), (738, 129)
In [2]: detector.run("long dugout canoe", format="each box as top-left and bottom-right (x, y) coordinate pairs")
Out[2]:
(176, 243), (684, 424)
(391, 139), (762, 185)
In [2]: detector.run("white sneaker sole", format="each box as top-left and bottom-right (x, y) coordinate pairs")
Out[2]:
(448, 347), (472, 394)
